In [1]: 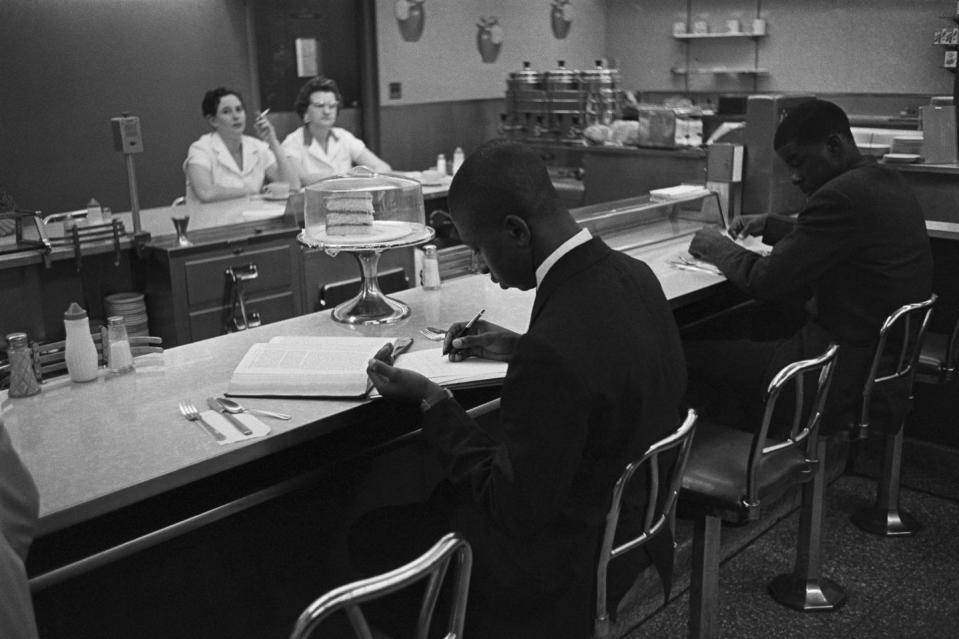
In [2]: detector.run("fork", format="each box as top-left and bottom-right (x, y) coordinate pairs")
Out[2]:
(419, 326), (447, 341)
(179, 401), (226, 442)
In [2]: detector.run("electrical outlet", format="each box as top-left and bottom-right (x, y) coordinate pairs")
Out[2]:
(389, 82), (402, 100)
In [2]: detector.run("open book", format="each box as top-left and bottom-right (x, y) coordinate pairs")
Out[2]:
(227, 336), (508, 398)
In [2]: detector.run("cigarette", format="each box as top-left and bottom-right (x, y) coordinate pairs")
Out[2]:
(259, 108), (271, 118)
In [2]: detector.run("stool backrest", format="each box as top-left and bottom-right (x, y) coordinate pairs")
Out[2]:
(594, 408), (698, 638)
(858, 295), (937, 434)
(746, 343), (840, 513)
(289, 532), (472, 639)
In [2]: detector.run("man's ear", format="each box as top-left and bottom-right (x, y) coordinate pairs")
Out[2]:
(502, 214), (531, 247)
(824, 133), (846, 158)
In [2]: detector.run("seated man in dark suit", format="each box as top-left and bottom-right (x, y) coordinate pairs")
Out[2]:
(1, 416), (40, 639)
(685, 99), (933, 434)
(364, 140), (688, 638)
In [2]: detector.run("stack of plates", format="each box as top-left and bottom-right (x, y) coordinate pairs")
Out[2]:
(104, 292), (149, 337)
(891, 134), (923, 155)
(858, 142), (891, 158)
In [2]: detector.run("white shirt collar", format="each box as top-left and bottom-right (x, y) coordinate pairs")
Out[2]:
(535, 228), (592, 288)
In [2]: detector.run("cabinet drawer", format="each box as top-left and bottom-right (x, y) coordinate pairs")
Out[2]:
(184, 244), (293, 307)
(187, 291), (297, 342)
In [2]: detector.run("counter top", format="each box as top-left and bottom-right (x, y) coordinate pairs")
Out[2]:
(3, 216), (721, 537)
(0, 181), (450, 269)
(885, 161), (959, 175)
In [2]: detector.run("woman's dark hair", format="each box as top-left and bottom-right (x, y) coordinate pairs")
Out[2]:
(202, 87), (244, 118)
(293, 76), (343, 119)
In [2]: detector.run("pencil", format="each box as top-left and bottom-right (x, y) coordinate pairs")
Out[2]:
(443, 309), (485, 355)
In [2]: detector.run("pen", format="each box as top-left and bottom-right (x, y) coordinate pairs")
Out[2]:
(443, 309), (485, 356)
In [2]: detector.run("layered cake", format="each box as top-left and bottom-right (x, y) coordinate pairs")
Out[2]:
(325, 192), (375, 236)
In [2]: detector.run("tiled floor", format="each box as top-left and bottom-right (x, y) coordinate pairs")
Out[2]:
(622, 438), (959, 638)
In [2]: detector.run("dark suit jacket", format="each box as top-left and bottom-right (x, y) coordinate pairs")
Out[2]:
(706, 160), (933, 428)
(1, 419), (40, 639)
(422, 237), (687, 638)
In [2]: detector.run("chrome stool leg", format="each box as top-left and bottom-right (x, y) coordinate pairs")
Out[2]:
(769, 438), (846, 611)
(689, 515), (721, 639)
(851, 425), (920, 536)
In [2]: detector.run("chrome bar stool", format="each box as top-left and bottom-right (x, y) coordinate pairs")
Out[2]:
(680, 344), (842, 638)
(850, 295), (936, 537)
(289, 532), (472, 639)
(594, 409), (698, 639)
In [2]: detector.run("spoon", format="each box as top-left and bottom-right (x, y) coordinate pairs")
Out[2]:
(215, 396), (291, 421)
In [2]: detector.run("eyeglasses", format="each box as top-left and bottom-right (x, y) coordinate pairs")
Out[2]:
(310, 101), (339, 110)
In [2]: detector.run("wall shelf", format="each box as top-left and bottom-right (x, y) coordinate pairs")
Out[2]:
(673, 32), (763, 40)
(671, 67), (769, 75)
(673, 2), (767, 92)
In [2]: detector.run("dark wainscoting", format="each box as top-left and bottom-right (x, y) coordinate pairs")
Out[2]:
(379, 99), (505, 172)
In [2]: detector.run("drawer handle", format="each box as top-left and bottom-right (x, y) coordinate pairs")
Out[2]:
(225, 263), (258, 282)
(226, 264), (259, 332)
(233, 310), (261, 331)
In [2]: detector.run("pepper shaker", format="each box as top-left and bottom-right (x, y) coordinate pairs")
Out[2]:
(5, 332), (41, 397)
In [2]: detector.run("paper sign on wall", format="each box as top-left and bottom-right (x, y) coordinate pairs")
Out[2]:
(295, 38), (319, 77)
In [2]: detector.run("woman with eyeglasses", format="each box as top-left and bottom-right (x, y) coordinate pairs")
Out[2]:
(183, 87), (300, 203)
(282, 76), (390, 186)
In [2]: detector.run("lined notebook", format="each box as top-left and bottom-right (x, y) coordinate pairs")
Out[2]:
(227, 336), (508, 398)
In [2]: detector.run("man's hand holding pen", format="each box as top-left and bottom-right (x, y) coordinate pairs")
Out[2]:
(443, 317), (520, 363)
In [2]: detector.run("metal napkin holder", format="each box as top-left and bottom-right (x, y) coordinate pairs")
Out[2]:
(44, 214), (128, 272)
(0, 209), (53, 266)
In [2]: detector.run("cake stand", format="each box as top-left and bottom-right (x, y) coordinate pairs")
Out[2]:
(298, 222), (435, 324)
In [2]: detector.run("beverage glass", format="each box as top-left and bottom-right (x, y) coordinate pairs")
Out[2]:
(172, 216), (192, 246)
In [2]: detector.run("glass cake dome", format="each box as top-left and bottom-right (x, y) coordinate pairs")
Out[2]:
(303, 166), (425, 244)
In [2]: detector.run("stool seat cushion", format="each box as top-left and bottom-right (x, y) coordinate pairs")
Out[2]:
(679, 421), (811, 522)
(917, 331), (947, 375)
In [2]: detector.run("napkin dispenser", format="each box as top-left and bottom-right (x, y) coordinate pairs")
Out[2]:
(0, 210), (52, 260)
(920, 104), (957, 164)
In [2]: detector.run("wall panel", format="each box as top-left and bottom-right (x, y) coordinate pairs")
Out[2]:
(0, 0), (253, 215)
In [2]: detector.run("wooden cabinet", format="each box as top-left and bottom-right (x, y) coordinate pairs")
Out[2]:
(143, 225), (304, 347)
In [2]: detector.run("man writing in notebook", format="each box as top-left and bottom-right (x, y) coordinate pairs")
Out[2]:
(365, 140), (687, 638)
(684, 99), (932, 435)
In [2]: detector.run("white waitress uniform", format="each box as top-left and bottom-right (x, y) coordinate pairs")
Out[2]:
(281, 126), (368, 180)
(183, 132), (276, 204)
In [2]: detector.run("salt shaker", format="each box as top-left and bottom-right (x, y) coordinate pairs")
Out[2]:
(5, 333), (41, 398)
(436, 153), (448, 176)
(452, 147), (465, 175)
(63, 302), (99, 383)
(104, 316), (134, 374)
(421, 244), (441, 290)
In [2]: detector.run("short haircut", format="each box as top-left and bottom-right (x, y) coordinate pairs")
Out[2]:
(448, 140), (558, 230)
(294, 76), (343, 119)
(773, 99), (853, 149)
(202, 87), (244, 118)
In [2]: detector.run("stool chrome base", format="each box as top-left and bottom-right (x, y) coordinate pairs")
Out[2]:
(768, 574), (847, 611)
(851, 507), (920, 537)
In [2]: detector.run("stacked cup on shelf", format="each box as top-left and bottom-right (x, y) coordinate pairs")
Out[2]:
(104, 292), (149, 337)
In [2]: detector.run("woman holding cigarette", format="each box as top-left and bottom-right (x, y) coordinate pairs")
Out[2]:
(282, 76), (390, 186)
(183, 87), (300, 203)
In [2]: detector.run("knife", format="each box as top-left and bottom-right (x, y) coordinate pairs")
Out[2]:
(206, 396), (254, 436)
